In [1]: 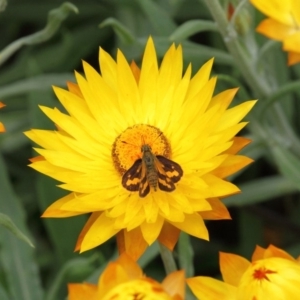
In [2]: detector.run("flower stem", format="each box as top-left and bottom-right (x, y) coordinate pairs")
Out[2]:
(159, 242), (177, 274)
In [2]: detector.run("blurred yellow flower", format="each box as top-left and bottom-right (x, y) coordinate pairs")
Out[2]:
(0, 102), (5, 132)
(186, 244), (300, 300)
(250, 0), (300, 65)
(68, 253), (185, 300)
(25, 37), (255, 260)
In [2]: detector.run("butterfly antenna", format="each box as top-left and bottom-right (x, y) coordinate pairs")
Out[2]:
(121, 141), (139, 148)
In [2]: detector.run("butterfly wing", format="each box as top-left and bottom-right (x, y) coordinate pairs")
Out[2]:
(155, 156), (183, 192)
(122, 158), (150, 197)
(139, 164), (150, 198)
(122, 159), (143, 192)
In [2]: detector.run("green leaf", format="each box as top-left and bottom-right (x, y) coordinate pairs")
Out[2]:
(0, 154), (44, 300)
(0, 2), (78, 66)
(0, 284), (10, 300)
(170, 20), (218, 42)
(99, 18), (135, 44)
(224, 175), (297, 206)
(272, 145), (300, 191)
(45, 255), (98, 300)
(0, 0), (7, 12)
(178, 233), (194, 277)
(0, 213), (34, 247)
(135, 0), (177, 35)
(0, 73), (74, 99)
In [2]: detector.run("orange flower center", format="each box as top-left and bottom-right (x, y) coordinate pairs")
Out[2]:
(102, 278), (172, 300)
(252, 267), (277, 282)
(112, 124), (171, 175)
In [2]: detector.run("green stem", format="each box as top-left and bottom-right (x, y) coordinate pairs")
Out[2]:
(159, 242), (177, 274)
(202, 0), (300, 155)
(259, 81), (300, 118)
(202, 0), (271, 95)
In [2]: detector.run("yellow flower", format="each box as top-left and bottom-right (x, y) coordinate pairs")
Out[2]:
(0, 102), (5, 132)
(186, 244), (300, 300)
(25, 37), (255, 260)
(68, 253), (185, 300)
(250, 0), (300, 65)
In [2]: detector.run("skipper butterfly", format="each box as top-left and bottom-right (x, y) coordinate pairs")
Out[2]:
(122, 144), (183, 197)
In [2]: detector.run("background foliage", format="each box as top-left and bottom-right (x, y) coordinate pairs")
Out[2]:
(1, 0), (300, 299)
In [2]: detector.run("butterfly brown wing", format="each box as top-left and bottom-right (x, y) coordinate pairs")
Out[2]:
(138, 160), (150, 197)
(122, 158), (150, 197)
(122, 159), (143, 192)
(155, 155), (183, 192)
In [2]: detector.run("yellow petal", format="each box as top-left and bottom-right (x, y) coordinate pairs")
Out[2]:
(169, 213), (208, 240)
(199, 198), (231, 220)
(250, 0), (294, 26)
(80, 213), (120, 252)
(219, 252), (251, 286)
(185, 58), (214, 102)
(287, 51), (300, 65)
(142, 193), (159, 223)
(61, 189), (127, 212)
(99, 47), (117, 91)
(211, 155), (253, 178)
(283, 31), (300, 52)
(68, 283), (97, 300)
(224, 137), (252, 155)
(42, 193), (86, 218)
(75, 212), (101, 251)
(251, 245), (266, 262)
(0, 122), (5, 132)
(130, 60), (140, 83)
(202, 174), (240, 197)
(290, 0), (300, 24)
(256, 18), (294, 41)
(162, 270), (185, 299)
(208, 88), (238, 110)
(97, 262), (129, 298)
(263, 244), (296, 261)
(117, 228), (148, 261)
(67, 81), (83, 98)
(215, 100), (257, 132)
(157, 222), (180, 251)
(117, 49), (141, 123)
(140, 216), (164, 245)
(186, 276), (236, 300)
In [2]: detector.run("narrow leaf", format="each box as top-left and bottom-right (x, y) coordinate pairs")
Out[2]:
(0, 2), (78, 66)
(0, 155), (44, 300)
(99, 18), (135, 44)
(136, 0), (177, 35)
(0, 284), (10, 300)
(272, 145), (300, 191)
(170, 20), (218, 42)
(224, 175), (297, 206)
(0, 213), (34, 247)
(0, 73), (74, 99)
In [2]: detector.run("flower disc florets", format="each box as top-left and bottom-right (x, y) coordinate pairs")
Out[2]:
(112, 124), (171, 175)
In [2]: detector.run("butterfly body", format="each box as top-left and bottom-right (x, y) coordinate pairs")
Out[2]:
(122, 144), (183, 198)
(141, 144), (159, 191)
